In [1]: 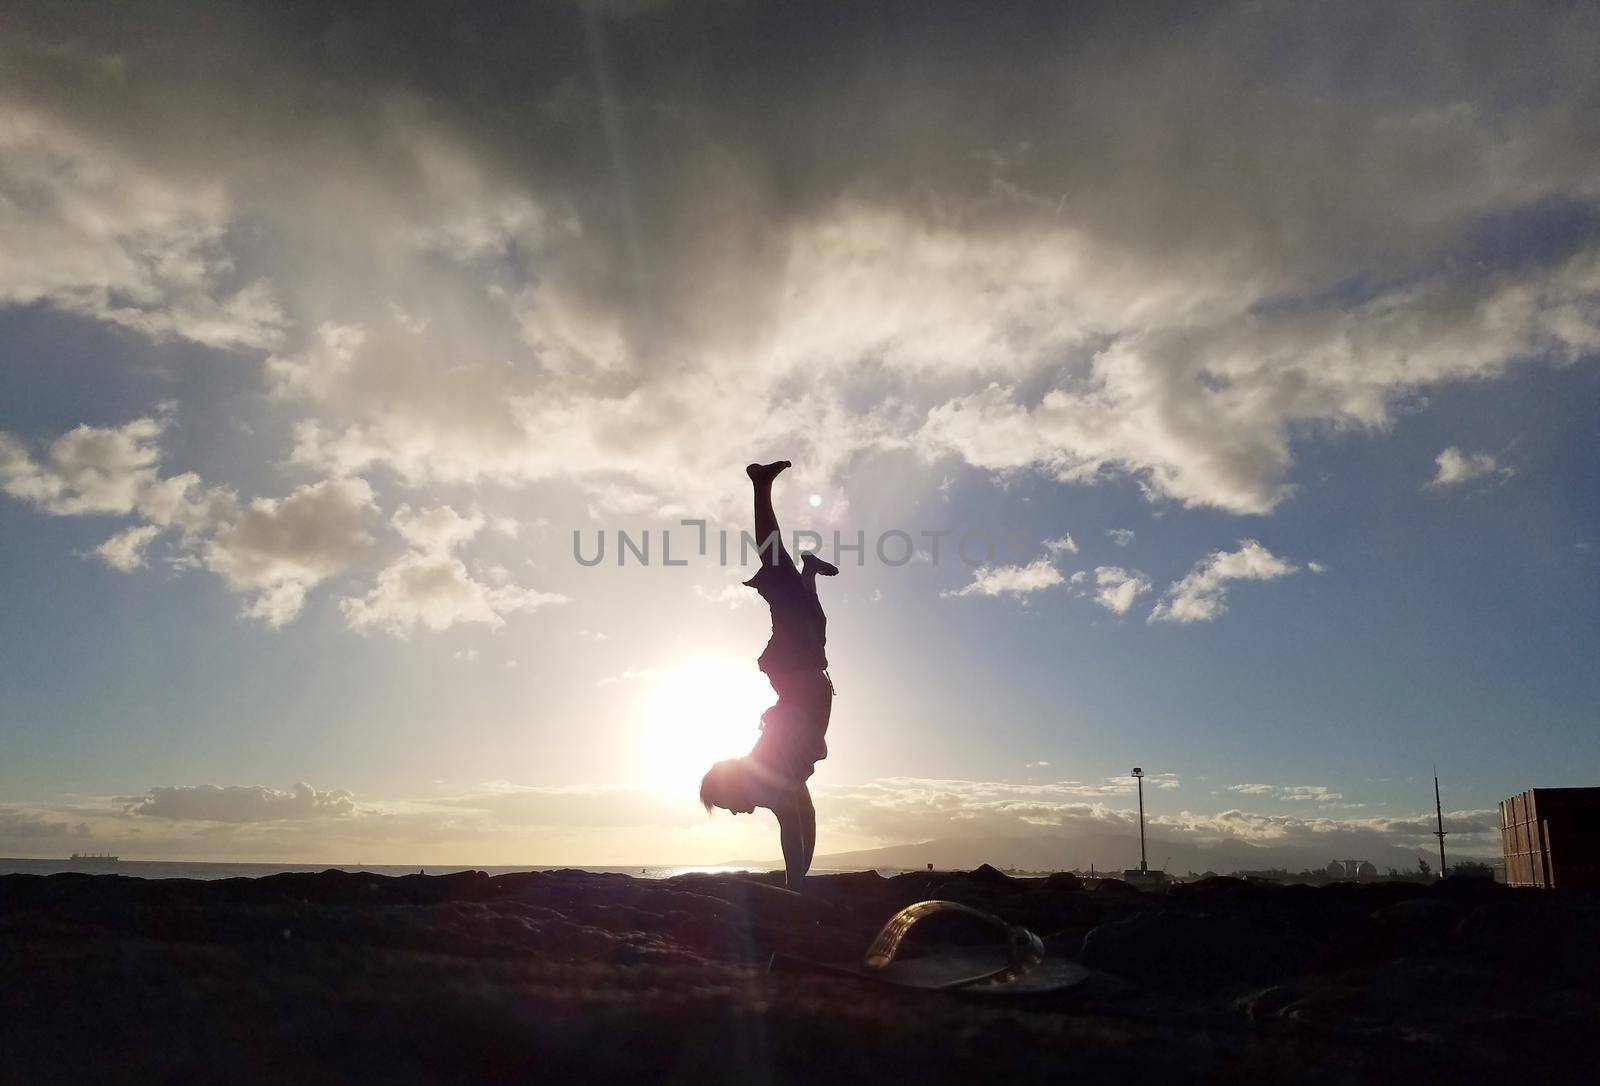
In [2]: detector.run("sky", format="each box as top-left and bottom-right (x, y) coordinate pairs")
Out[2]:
(1, 1), (1597, 867)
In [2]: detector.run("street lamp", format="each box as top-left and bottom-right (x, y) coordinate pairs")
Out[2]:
(1131, 767), (1147, 873)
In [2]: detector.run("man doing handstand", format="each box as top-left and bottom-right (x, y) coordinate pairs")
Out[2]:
(700, 460), (837, 890)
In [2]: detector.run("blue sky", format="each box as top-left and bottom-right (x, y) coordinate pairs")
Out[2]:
(1, 2), (1597, 865)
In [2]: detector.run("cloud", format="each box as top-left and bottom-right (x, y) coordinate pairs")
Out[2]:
(1150, 540), (1300, 624)
(0, 806), (90, 840)
(1092, 565), (1151, 614)
(126, 782), (355, 822)
(341, 503), (565, 638)
(813, 775), (1497, 858)
(1429, 446), (1514, 489)
(9, 774), (1497, 865)
(943, 557), (1065, 599)
(0, 103), (285, 350)
(1227, 783), (1345, 804)
(1152, 807), (1499, 851)
(1043, 535), (1078, 555)
(95, 524), (162, 571)
(205, 478), (378, 627)
(0, 4), (1593, 531)
(0, 415), (403, 628)
(0, 416), (166, 516)
(1105, 528), (1135, 547)
(0, 415), (240, 543)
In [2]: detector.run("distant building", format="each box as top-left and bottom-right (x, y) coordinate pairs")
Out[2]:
(1500, 788), (1600, 890)
(1122, 868), (1169, 891)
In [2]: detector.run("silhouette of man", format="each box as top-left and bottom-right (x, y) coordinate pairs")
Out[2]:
(700, 460), (837, 890)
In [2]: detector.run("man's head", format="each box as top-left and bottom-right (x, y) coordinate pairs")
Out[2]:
(700, 758), (756, 815)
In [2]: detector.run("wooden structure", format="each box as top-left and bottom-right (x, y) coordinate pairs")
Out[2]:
(1500, 787), (1600, 890)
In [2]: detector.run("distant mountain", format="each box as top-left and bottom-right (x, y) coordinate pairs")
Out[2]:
(785, 831), (1443, 876)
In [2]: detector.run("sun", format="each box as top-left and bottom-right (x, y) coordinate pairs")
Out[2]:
(636, 658), (774, 791)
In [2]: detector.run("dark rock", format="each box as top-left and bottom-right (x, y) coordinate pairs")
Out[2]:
(1081, 908), (1306, 990)
(1369, 897), (1459, 938)
(1084, 877), (1142, 896)
(967, 863), (1013, 884)
(5, 869), (1600, 1083)
(1171, 875), (1251, 896)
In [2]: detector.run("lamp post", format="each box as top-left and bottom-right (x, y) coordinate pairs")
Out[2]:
(1132, 767), (1148, 873)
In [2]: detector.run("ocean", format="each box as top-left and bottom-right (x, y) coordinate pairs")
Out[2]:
(0, 858), (785, 881)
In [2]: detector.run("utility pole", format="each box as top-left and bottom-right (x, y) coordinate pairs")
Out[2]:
(1132, 767), (1148, 873)
(1433, 768), (1448, 879)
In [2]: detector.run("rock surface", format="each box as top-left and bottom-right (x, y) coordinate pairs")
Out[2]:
(0, 868), (1592, 1083)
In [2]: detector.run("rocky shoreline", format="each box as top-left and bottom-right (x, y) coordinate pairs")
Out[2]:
(2, 866), (1594, 1083)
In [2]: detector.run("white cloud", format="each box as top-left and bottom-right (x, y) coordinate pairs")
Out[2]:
(0, 5), (1596, 632)
(0, 415), (241, 544)
(0, 104), (284, 350)
(1092, 565), (1151, 614)
(126, 782), (355, 822)
(266, 323), (364, 400)
(1105, 528), (1135, 547)
(393, 503), (484, 556)
(1043, 535), (1078, 555)
(1150, 540), (1299, 624)
(1429, 446), (1514, 489)
(0, 416), (399, 629)
(95, 524), (162, 571)
(341, 503), (565, 638)
(943, 557), (1065, 599)
(205, 478), (378, 627)
(1227, 783), (1345, 804)
(0, 416), (166, 516)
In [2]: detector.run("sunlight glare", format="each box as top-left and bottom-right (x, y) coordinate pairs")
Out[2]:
(637, 658), (773, 791)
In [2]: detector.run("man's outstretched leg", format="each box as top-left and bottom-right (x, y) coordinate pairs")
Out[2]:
(748, 460), (793, 572)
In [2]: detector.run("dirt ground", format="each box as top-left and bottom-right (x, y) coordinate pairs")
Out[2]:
(2, 867), (1594, 1084)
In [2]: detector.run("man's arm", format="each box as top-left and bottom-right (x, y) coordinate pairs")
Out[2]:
(774, 787), (812, 890)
